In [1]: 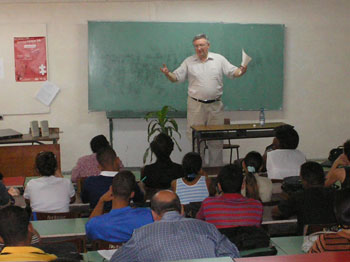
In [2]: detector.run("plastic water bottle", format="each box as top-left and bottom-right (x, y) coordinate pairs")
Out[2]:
(259, 108), (265, 126)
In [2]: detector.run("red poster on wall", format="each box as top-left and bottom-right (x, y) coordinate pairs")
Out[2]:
(14, 36), (47, 82)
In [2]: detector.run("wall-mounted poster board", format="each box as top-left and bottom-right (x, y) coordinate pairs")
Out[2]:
(0, 24), (48, 115)
(88, 21), (285, 118)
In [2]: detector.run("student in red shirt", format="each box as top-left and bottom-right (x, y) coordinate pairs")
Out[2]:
(196, 164), (263, 228)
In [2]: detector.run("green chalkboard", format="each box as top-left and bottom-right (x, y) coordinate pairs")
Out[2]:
(88, 22), (284, 118)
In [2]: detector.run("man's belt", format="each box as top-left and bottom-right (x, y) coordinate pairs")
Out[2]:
(191, 97), (221, 104)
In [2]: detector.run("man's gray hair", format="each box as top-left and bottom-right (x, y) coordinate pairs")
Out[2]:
(192, 33), (210, 44)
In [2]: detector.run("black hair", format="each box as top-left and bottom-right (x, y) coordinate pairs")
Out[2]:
(150, 133), (174, 160)
(344, 140), (350, 161)
(182, 152), (202, 182)
(217, 164), (243, 193)
(334, 189), (350, 228)
(300, 161), (325, 186)
(36, 151), (57, 177)
(90, 135), (109, 153)
(0, 206), (30, 245)
(243, 151), (263, 173)
(112, 170), (136, 200)
(151, 191), (181, 216)
(274, 124), (299, 149)
(96, 146), (117, 168)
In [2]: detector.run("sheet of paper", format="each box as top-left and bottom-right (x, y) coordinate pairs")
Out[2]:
(241, 49), (252, 67)
(98, 249), (117, 260)
(35, 81), (60, 106)
(0, 58), (4, 79)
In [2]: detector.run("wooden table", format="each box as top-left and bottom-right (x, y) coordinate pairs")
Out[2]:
(270, 236), (304, 255)
(191, 122), (285, 152)
(262, 206), (297, 225)
(31, 217), (88, 238)
(0, 128), (61, 177)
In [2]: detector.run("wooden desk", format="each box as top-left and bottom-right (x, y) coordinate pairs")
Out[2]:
(235, 251), (350, 262)
(270, 236), (304, 255)
(31, 217), (88, 238)
(0, 129), (60, 177)
(262, 205), (297, 225)
(191, 122), (285, 152)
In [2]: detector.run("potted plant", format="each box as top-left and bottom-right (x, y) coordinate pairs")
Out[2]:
(143, 105), (181, 163)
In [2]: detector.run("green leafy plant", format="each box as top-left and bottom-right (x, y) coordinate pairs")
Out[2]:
(143, 106), (182, 163)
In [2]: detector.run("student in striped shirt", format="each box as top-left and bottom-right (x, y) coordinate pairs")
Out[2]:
(309, 189), (350, 253)
(171, 152), (210, 204)
(196, 164), (263, 228)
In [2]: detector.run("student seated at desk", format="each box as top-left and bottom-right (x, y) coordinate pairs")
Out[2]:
(85, 170), (153, 243)
(110, 190), (240, 262)
(71, 134), (124, 183)
(171, 152), (210, 204)
(81, 146), (143, 210)
(241, 151), (273, 203)
(309, 189), (350, 253)
(24, 152), (75, 213)
(325, 139), (350, 188)
(272, 162), (337, 235)
(265, 124), (306, 180)
(196, 164), (263, 228)
(0, 206), (57, 261)
(141, 133), (184, 197)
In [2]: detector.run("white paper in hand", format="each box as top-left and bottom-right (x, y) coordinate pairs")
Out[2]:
(241, 49), (252, 67)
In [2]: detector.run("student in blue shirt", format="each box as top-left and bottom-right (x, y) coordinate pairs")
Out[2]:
(85, 170), (153, 243)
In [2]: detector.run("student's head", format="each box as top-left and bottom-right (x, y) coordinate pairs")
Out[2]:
(0, 206), (32, 246)
(150, 133), (174, 160)
(182, 152), (202, 181)
(243, 151), (263, 174)
(274, 124), (299, 149)
(300, 161), (325, 187)
(343, 140), (350, 161)
(217, 164), (243, 193)
(90, 135), (109, 153)
(111, 170), (136, 201)
(35, 151), (57, 177)
(151, 190), (181, 220)
(96, 146), (120, 171)
(334, 189), (350, 229)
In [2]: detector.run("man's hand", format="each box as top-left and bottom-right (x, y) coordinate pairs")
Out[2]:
(160, 64), (177, 82)
(89, 187), (114, 219)
(240, 65), (247, 75)
(234, 65), (247, 77)
(100, 188), (113, 203)
(160, 64), (170, 76)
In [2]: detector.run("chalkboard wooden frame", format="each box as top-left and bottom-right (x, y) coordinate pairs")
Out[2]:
(88, 21), (285, 118)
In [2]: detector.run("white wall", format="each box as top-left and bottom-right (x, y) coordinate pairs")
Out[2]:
(0, 0), (349, 170)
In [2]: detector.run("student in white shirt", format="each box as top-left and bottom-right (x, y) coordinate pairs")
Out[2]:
(266, 125), (306, 180)
(24, 152), (75, 213)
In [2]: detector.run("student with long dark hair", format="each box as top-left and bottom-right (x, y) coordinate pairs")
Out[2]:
(171, 152), (210, 204)
(242, 151), (272, 203)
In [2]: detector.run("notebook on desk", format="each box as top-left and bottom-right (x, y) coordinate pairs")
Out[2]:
(0, 129), (23, 140)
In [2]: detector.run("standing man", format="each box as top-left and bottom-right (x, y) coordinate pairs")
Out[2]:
(160, 34), (247, 166)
